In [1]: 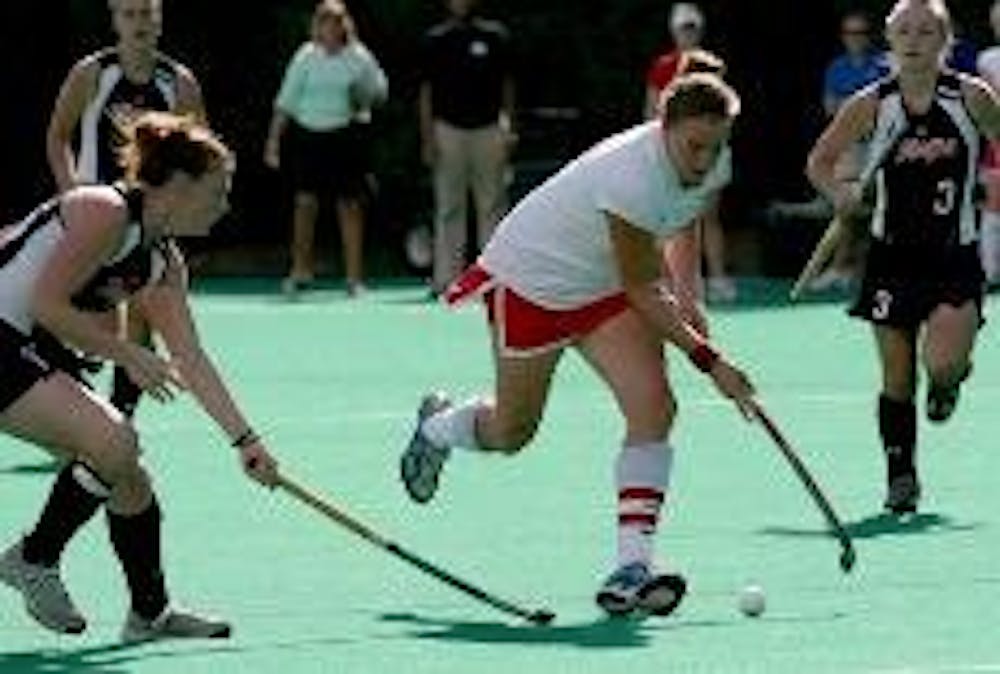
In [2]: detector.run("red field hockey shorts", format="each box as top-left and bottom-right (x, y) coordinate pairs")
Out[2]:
(444, 263), (629, 357)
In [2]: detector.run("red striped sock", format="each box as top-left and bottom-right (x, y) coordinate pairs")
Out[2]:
(617, 486), (665, 567)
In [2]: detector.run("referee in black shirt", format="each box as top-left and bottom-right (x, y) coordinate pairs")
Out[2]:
(419, 0), (516, 296)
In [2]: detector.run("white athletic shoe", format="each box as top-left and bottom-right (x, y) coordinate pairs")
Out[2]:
(281, 276), (313, 297)
(595, 562), (687, 618)
(400, 393), (453, 504)
(346, 280), (368, 299)
(0, 540), (86, 634)
(121, 605), (231, 643)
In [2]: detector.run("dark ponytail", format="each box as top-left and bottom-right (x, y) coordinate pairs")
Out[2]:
(119, 112), (231, 187)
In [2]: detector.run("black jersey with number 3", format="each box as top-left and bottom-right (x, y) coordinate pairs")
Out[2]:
(867, 73), (980, 248)
(77, 48), (180, 184)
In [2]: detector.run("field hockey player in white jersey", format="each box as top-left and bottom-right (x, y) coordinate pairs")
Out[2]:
(400, 73), (756, 619)
(0, 112), (278, 641)
(46, 0), (205, 419)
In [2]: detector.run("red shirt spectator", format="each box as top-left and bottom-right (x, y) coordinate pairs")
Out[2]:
(646, 50), (683, 95)
(643, 3), (705, 119)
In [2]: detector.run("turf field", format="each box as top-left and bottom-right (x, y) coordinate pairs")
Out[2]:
(2, 280), (999, 673)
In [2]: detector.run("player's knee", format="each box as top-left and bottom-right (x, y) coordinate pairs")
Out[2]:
(88, 423), (142, 484)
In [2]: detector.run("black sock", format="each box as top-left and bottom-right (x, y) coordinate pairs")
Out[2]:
(22, 462), (110, 567)
(878, 395), (916, 480)
(108, 498), (168, 621)
(111, 366), (143, 418)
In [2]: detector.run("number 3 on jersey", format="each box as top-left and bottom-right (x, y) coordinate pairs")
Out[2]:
(933, 178), (955, 216)
(872, 289), (893, 320)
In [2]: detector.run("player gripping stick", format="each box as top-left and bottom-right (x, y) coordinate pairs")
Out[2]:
(400, 73), (756, 619)
(0, 113), (279, 641)
(806, 0), (1000, 515)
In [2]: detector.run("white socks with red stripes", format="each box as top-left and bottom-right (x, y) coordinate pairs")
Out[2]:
(421, 398), (482, 451)
(615, 442), (674, 568)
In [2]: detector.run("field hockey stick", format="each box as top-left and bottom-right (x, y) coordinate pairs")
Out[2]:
(790, 111), (904, 302)
(749, 402), (856, 573)
(788, 215), (844, 302)
(276, 473), (556, 625)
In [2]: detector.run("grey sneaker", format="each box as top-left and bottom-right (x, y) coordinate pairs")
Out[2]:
(0, 540), (86, 634)
(595, 562), (687, 618)
(400, 393), (453, 504)
(885, 472), (921, 515)
(121, 606), (231, 643)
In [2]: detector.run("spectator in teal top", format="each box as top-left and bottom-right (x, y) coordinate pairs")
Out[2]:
(264, 0), (387, 297)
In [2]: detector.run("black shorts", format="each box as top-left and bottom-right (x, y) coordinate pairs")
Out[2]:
(849, 242), (985, 328)
(0, 321), (53, 412)
(283, 121), (368, 198)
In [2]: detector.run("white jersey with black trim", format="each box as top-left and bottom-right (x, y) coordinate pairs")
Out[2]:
(479, 121), (731, 308)
(865, 73), (981, 246)
(0, 188), (169, 336)
(77, 48), (180, 184)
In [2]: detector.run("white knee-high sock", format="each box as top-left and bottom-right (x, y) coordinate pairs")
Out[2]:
(421, 398), (482, 451)
(615, 442), (674, 568)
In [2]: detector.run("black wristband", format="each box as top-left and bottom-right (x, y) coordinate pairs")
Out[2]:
(231, 429), (259, 449)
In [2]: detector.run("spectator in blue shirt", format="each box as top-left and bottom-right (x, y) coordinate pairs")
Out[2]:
(823, 11), (889, 117)
(946, 21), (978, 74)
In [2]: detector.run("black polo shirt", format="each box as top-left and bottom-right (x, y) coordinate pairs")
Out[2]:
(421, 16), (511, 129)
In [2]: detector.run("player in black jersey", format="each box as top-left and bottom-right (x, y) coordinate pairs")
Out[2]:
(0, 113), (278, 641)
(46, 0), (204, 418)
(807, 0), (1000, 515)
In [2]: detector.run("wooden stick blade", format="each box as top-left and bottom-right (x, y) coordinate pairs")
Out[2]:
(789, 217), (844, 302)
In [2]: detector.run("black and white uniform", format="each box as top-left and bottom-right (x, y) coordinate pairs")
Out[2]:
(0, 188), (171, 411)
(850, 73), (985, 328)
(77, 48), (180, 183)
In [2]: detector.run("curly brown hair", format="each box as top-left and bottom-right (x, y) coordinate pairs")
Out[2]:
(118, 112), (231, 187)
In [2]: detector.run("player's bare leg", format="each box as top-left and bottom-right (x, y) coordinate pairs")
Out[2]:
(922, 301), (978, 424)
(1, 375), (228, 641)
(577, 310), (686, 617)
(401, 333), (563, 504)
(701, 214), (736, 302)
(110, 302), (152, 418)
(336, 197), (365, 297)
(284, 191), (319, 295)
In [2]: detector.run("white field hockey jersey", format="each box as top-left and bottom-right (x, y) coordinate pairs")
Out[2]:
(0, 187), (169, 335)
(479, 121), (731, 308)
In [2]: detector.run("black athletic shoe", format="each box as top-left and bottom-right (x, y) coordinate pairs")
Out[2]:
(884, 472), (921, 515)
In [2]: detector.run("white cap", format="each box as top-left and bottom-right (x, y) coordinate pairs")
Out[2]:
(670, 3), (705, 30)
